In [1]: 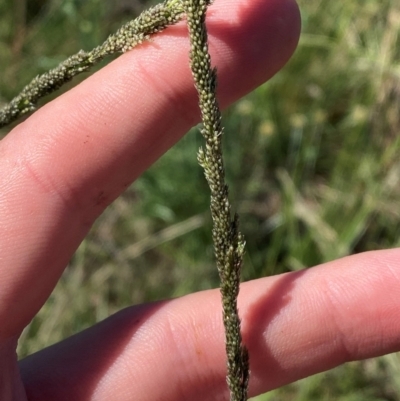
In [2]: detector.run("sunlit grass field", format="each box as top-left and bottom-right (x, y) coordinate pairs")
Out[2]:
(1, 0), (400, 399)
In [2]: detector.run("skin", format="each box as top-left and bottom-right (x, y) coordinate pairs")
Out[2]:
(1, 0), (400, 399)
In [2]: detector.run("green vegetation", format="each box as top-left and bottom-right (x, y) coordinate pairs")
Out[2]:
(1, 0), (400, 399)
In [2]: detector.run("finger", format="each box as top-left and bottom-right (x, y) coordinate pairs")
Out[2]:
(19, 249), (400, 400)
(0, 0), (301, 338)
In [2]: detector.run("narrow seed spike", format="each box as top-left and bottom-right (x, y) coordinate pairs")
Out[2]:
(182, 0), (249, 399)
(0, 0), (185, 129)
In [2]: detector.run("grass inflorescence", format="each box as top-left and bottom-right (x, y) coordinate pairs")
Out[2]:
(183, 0), (249, 398)
(0, 0), (184, 128)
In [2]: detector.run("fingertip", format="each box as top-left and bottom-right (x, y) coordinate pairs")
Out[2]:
(207, 0), (301, 105)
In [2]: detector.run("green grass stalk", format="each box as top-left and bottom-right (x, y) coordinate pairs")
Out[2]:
(183, 0), (250, 399)
(0, 0), (184, 128)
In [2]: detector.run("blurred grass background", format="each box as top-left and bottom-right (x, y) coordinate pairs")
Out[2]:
(1, 0), (400, 399)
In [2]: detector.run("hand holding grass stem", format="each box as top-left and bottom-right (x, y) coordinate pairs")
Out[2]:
(0, 0), (250, 398)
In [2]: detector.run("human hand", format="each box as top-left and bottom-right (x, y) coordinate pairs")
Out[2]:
(1, 0), (399, 400)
